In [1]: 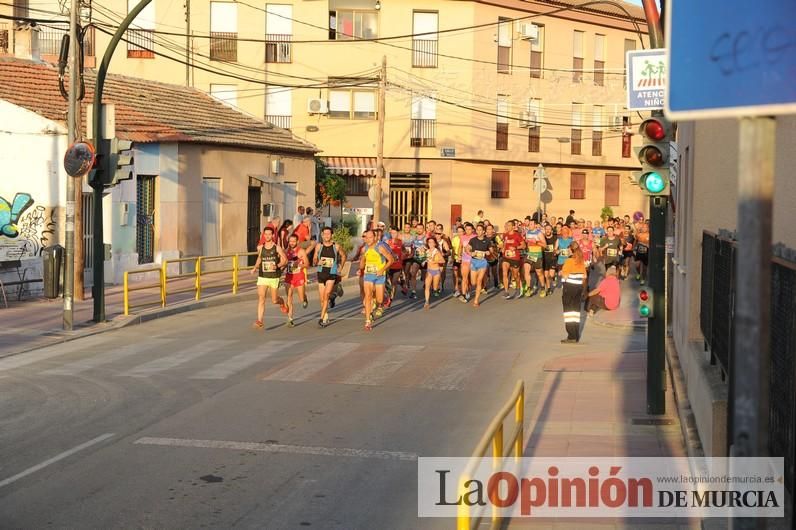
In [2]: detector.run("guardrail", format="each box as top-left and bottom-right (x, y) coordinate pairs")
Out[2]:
(123, 267), (164, 315)
(457, 379), (525, 530)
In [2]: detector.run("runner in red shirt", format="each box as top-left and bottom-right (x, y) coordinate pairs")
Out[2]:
(387, 227), (404, 303)
(500, 221), (525, 300)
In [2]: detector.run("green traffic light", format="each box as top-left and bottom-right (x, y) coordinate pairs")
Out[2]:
(639, 305), (651, 317)
(643, 172), (666, 194)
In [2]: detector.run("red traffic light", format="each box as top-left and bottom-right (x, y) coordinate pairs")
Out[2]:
(642, 119), (666, 141)
(639, 146), (664, 166)
(639, 290), (649, 301)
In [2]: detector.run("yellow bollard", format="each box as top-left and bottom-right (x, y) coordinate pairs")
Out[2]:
(195, 257), (202, 300)
(232, 254), (239, 294)
(123, 271), (129, 315)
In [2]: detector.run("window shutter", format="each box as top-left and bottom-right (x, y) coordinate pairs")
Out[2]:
(211, 2), (237, 33)
(266, 4), (293, 35)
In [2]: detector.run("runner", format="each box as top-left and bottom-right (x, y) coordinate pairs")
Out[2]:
(600, 225), (622, 270)
(434, 224), (451, 295)
(634, 221), (650, 284)
(400, 222), (414, 296)
(283, 234), (309, 327)
(407, 229), (428, 299)
(386, 227), (404, 302)
(451, 225), (465, 297)
(501, 220), (525, 300)
(523, 219), (547, 298)
(555, 226), (574, 288)
(542, 223), (557, 295)
(560, 241), (587, 343)
(423, 236), (445, 309)
(485, 224), (502, 290)
(250, 226), (288, 329)
(359, 229), (394, 330)
(620, 225), (635, 280)
(466, 223), (495, 307)
(313, 226), (346, 327)
(458, 223), (476, 301)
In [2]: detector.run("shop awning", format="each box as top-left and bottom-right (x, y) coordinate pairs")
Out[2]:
(321, 156), (377, 176)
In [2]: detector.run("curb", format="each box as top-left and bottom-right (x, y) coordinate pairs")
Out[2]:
(0, 276), (361, 360)
(665, 337), (704, 458)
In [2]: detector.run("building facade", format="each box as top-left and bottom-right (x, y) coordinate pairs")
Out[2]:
(2, 0), (651, 227)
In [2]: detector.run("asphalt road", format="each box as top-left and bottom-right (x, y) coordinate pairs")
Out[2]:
(0, 283), (644, 529)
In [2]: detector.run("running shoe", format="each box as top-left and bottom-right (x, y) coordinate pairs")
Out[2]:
(364, 320), (373, 331)
(335, 284), (344, 298)
(302, 299), (308, 309)
(402, 287), (408, 296)
(384, 297), (392, 308)
(423, 303), (430, 310)
(481, 288), (488, 295)
(323, 315), (329, 326)
(453, 290), (461, 297)
(253, 320), (264, 329)
(287, 319), (295, 328)
(503, 292), (513, 300)
(374, 307), (384, 319)
(329, 295), (336, 309)
(410, 290), (417, 299)
(635, 274), (641, 281)
(278, 298), (289, 313)
(498, 283), (504, 290)
(539, 290), (547, 298)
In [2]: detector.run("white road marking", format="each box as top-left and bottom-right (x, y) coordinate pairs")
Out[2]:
(419, 348), (485, 391)
(117, 339), (236, 377)
(40, 339), (172, 376)
(0, 336), (111, 372)
(133, 436), (417, 461)
(189, 340), (297, 380)
(342, 345), (423, 386)
(0, 433), (115, 488)
(261, 342), (359, 382)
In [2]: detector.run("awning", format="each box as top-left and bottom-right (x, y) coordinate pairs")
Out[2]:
(321, 156), (377, 176)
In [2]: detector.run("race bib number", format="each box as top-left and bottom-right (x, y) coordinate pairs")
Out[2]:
(560, 248), (571, 257)
(287, 262), (301, 274)
(365, 264), (379, 274)
(318, 257), (334, 268)
(505, 249), (517, 258)
(415, 248), (427, 258)
(529, 255), (539, 263)
(637, 245), (648, 253)
(261, 261), (277, 273)
(607, 248), (618, 257)
(546, 244), (554, 252)
(472, 250), (486, 260)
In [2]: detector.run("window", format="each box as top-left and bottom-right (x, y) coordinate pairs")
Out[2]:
(497, 18), (511, 73)
(210, 84), (238, 107)
(411, 94), (436, 147)
(570, 172), (586, 199)
(530, 24), (544, 78)
(345, 175), (371, 196)
(592, 105), (603, 156)
(412, 11), (438, 68)
(527, 99), (541, 152)
(572, 30), (584, 83)
(571, 103), (582, 155)
(622, 116), (632, 158)
(127, 0), (155, 58)
(491, 169), (510, 199)
(266, 4), (292, 63)
(605, 173), (620, 206)
(594, 34), (605, 86)
(210, 2), (237, 61)
(623, 39), (636, 87)
(265, 86), (292, 129)
(329, 9), (377, 40)
(0, 24), (8, 54)
(13, 0), (28, 23)
(496, 96), (509, 150)
(328, 88), (377, 119)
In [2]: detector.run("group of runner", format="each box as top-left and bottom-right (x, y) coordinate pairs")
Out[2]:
(251, 211), (650, 334)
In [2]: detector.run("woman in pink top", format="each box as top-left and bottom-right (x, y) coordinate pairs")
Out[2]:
(586, 265), (621, 316)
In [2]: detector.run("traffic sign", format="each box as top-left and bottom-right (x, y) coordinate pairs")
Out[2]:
(666, 1), (796, 119)
(533, 164), (547, 194)
(626, 49), (666, 111)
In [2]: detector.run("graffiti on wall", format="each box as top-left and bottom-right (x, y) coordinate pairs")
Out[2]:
(0, 193), (55, 261)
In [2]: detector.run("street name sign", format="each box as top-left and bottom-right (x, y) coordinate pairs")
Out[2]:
(666, 1), (796, 119)
(626, 49), (666, 111)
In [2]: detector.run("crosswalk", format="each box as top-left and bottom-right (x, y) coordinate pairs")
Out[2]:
(0, 337), (517, 391)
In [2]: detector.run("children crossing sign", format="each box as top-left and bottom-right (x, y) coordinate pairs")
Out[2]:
(626, 49), (667, 111)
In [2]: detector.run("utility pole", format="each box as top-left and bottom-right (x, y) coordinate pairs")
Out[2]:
(63, 0), (79, 330)
(185, 0), (191, 86)
(373, 55), (386, 225)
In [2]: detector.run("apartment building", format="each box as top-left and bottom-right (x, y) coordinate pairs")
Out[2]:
(3, 0), (650, 226)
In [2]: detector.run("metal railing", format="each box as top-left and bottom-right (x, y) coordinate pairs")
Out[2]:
(410, 118), (436, 147)
(123, 267), (165, 315)
(0, 25), (9, 55)
(412, 39), (438, 68)
(265, 34), (291, 63)
(127, 28), (154, 58)
(265, 115), (292, 130)
(210, 32), (237, 61)
(457, 380), (524, 530)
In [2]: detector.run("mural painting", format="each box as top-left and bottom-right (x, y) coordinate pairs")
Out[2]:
(0, 193), (55, 261)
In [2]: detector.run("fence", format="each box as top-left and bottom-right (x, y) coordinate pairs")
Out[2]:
(457, 380), (524, 530)
(699, 230), (796, 504)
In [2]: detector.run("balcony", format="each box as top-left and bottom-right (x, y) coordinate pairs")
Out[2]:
(0, 24), (8, 55)
(127, 29), (154, 59)
(38, 25), (95, 64)
(410, 119), (436, 147)
(266, 115), (292, 130)
(210, 32), (237, 61)
(412, 39), (437, 68)
(265, 34), (291, 63)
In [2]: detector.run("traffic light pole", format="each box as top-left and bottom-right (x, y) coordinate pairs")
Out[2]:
(90, 0), (152, 322)
(64, 0), (79, 330)
(647, 193), (667, 415)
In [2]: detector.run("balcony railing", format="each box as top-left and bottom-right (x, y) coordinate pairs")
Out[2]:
(412, 39), (437, 68)
(265, 115), (292, 130)
(410, 118), (436, 147)
(210, 32), (237, 61)
(37, 25), (95, 58)
(127, 29), (154, 58)
(265, 34), (292, 63)
(0, 24), (9, 55)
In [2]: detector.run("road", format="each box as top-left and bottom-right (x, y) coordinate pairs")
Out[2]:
(0, 284), (644, 529)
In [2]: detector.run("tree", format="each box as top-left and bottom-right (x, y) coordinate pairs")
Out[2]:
(315, 159), (346, 212)
(600, 206), (614, 222)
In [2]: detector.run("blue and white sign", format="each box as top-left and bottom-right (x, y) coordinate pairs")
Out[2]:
(626, 49), (666, 111)
(666, 1), (796, 119)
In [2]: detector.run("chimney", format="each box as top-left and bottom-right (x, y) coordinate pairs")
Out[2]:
(14, 25), (40, 62)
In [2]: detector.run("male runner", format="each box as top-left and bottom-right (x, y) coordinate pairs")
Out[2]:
(250, 226), (288, 329)
(359, 230), (394, 330)
(501, 221), (525, 300)
(542, 223), (557, 295)
(523, 219), (547, 297)
(313, 226), (346, 327)
(387, 227), (404, 302)
(600, 225), (622, 270)
(634, 221), (650, 284)
(283, 234), (309, 327)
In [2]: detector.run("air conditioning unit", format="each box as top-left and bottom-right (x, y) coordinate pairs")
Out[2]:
(519, 111), (538, 128)
(610, 114), (624, 131)
(307, 98), (328, 114)
(271, 159), (283, 175)
(519, 23), (539, 41)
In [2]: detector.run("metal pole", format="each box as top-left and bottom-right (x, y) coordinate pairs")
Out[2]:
(184, 0), (190, 87)
(729, 117), (775, 530)
(63, 0), (79, 330)
(374, 55), (386, 224)
(647, 194), (666, 414)
(91, 0), (153, 322)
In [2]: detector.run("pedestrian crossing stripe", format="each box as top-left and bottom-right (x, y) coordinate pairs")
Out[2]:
(118, 339), (237, 377)
(0, 335), (111, 372)
(260, 342), (359, 382)
(41, 339), (175, 376)
(190, 341), (298, 380)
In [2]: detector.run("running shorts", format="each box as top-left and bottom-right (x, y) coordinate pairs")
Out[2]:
(525, 254), (543, 271)
(317, 271), (336, 284)
(504, 259), (521, 270)
(543, 255), (557, 271)
(285, 273), (305, 287)
(471, 258), (488, 271)
(364, 273), (387, 285)
(257, 277), (280, 289)
(427, 268), (441, 277)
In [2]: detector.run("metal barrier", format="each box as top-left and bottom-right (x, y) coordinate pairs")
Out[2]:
(234, 252), (259, 293)
(457, 380), (524, 530)
(123, 267), (164, 315)
(162, 257), (200, 304)
(196, 254), (237, 299)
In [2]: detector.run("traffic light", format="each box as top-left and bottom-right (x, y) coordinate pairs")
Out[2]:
(634, 116), (672, 196)
(87, 138), (134, 187)
(638, 288), (654, 318)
